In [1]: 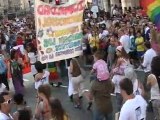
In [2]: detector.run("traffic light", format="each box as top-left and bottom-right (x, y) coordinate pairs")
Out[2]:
(55, 0), (60, 5)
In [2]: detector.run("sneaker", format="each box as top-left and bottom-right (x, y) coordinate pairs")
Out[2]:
(50, 83), (54, 87)
(87, 102), (92, 110)
(79, 96), (83, 99)
(70, 95), (73, 102)
(55, 82), (62, 87)
(74, 104), (81, 109)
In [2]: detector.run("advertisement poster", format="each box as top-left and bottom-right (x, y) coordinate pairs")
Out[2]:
(35, 0), (85, 63)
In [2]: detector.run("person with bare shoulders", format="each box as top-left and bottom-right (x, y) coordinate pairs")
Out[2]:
(34, 61), (49, 90)
(35, 84), (51, 120)
(147, 56), (160, 120)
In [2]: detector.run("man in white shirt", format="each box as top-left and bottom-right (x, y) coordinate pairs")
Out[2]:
(119, 78), (147, 120)
(118, 29), (131, 54)
(0, 92), (13, 120)
(142, 41), (157, 91)
(142, 41), (157, 73)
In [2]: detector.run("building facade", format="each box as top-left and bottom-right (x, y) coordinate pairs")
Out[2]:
(20, 0), (30, 10)
(101, 0), (140, 12)
(0, 0), (30, 16)
(33, 0), (140, 12)
(0, 0), (9, 15)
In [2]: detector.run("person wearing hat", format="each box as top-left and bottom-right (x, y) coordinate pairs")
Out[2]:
(111, 46), (130, 112)
(0, 92), (13, 120)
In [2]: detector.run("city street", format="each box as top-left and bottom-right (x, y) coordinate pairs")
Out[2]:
(8, 67), (154, 120)
(9, 70), (93, 120)
(0, 0), (158, 119)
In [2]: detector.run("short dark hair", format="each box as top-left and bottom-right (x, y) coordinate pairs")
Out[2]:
(35, 61), (44, 73)
(120, 78), (133, 95)
(10, 49), (17, 60)
(18, 109), (31, 120)
(0, 92), (9, 109)
(144, 41), (151, 49)
(136, 30), (141, 34)
(13, 93), (24, 105)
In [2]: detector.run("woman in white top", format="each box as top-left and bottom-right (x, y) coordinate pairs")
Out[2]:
(111, 46), (130, 111)
(147, 56), (160, 120)
(25, 42), (37, 78)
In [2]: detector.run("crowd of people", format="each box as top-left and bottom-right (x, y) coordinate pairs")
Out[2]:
(0, 2), (160, 120)
(0, 15), (70, 120)
(78, 4), (160, 120)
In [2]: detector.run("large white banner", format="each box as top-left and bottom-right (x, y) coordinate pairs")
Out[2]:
(35, 0), (85, 63)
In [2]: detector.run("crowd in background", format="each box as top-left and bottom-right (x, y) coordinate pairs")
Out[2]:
(0, 3), (159, 120)
(80, 4), (160, 120)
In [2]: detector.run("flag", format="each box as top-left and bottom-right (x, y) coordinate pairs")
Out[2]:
(141, 0), (160, 30)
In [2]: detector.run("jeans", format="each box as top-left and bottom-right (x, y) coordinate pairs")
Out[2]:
(116, 93), (123, 112)
(93, 108), (112, 120)
(152, 99), (160, 120)
(0, 72), (9, 90)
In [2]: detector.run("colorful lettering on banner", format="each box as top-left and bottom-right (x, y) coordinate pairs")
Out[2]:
(35, 0), (85, 63)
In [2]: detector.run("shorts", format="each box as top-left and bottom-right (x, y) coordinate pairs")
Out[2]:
(71, 75), (84, 95)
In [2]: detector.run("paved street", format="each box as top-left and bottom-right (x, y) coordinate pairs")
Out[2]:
(9, 71), (93, 120)
(8, 68), (154, 120)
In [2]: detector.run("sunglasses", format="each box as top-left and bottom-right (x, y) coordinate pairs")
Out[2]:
(116, 49), (121, 52)
(3, 99), (12, 104)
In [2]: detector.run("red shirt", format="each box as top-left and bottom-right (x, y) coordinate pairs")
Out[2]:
(16, 37), (23, 45)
